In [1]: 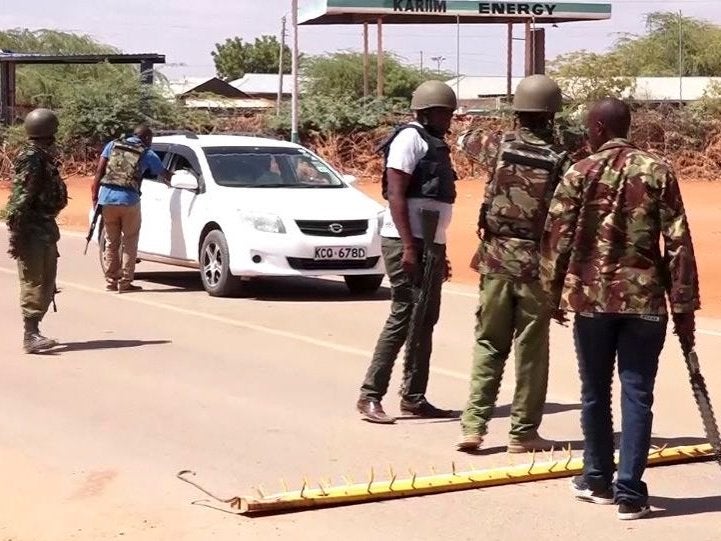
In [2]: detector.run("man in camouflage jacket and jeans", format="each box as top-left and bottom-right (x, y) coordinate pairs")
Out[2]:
(91, 125), (170, 292)
(5, 108), (68, 354)
(456, 75), (570, 453)
(541, 98), (700, 520)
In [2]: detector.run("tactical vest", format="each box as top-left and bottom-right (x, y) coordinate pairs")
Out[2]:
(378, 124), (457, 204)
(102, 138), (145, 191)
(481, 132), (567, 242)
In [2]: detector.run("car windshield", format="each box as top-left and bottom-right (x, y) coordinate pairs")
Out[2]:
(203, 146), (345, 188)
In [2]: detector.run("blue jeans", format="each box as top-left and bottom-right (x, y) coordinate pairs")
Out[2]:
(573, 313), (667, 506)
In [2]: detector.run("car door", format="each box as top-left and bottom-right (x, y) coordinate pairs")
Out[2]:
(137, 144), (171, 255)
(166, 144), (204, 261)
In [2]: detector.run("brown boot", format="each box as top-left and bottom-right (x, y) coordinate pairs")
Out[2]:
(507, 432), (557, 454)
(456, 434), (483, 452)
(23, 317), (58, 354)
(357, 399), (396, 424)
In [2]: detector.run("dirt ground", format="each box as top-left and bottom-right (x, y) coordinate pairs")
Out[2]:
(1, 175), (720, 317)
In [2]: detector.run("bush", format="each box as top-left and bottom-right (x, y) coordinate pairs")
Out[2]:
(269, 95), (407, 138)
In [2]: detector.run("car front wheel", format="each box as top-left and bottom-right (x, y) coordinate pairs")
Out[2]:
(199, 230), (242, 297)
(344, 274), (384, 295)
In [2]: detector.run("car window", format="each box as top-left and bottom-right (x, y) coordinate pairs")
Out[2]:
(203, 146), (344, 188)
(169, 145), (201, 176)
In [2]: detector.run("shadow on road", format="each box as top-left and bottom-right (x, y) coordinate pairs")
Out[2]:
(133, 271), (391, 302)
(492, 401), (582, 419)
(47, 339), (172, 354)
(652, 495), (721, 518)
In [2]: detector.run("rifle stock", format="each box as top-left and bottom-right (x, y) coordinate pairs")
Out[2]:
(84, 205), (102, 255)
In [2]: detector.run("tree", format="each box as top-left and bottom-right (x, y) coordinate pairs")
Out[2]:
(0, 29), (134, 108)
(301, 52), (451, 102)
(614, 12), (721, 77)
(549, 51), (635, 104)
(212, 35), (291, 81)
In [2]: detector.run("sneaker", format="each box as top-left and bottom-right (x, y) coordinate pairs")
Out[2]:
(106, 282), (118, 291)
(617, 502), (651, 520)
(570, 476), (615, 505)
(507, 432), (557, 453)
(23, 333), (58, 354)
(456, 434), (483, 452)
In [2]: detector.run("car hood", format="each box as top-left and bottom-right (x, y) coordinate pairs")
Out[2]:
(227, 186), (384, 219)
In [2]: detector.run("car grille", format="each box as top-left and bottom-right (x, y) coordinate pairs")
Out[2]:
(287, 256), (380, 271)
(295, 219), (369, 237)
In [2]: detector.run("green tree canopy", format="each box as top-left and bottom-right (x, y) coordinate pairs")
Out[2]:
(212, 35), (291, 81)
(301, 51), (452, 102)
(0, 28), (136, 108)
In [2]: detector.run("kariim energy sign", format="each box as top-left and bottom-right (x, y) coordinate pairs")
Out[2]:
(300, 0), (612, 23)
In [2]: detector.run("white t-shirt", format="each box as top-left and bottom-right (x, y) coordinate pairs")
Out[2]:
(380, 122), (453, 245)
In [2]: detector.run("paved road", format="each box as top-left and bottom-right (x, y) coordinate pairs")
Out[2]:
(1, 229), (719, 540)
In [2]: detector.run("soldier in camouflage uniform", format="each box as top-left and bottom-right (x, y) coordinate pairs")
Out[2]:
(541, 98), (700, 521)
(5, 108), (68, 354)
(456, 75), (570, 453)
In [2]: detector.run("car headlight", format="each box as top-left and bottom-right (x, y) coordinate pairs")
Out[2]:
(239, 212), (286, 234)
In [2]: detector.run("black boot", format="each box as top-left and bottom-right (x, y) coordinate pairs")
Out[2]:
(23, 317), (58, 354)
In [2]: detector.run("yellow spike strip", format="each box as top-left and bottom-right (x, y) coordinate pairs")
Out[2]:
(179, 444), (716, 515)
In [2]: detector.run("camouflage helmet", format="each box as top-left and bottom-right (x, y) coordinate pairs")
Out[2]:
(512, 75), (562, 113)
(24, 108), (59, 139)
(410, 80), (458, 111)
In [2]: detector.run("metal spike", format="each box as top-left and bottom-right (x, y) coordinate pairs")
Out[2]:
(564, 443), (573, 470)
(367, 467), (375, 494)
(389, 472), (397, 491)
(299, 479), (308, 499)
(452, 461), (457, 476)
(281, 478), (289, 492)
(431, 465), (438, 475)
(527, 449), (537, 475)
(409, 469), (417, 489)
(254, 485), (265, 499)
(318, 481), (328, 497)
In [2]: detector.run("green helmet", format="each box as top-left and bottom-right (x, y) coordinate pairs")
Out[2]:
(410, 80), (458, 111)
(24, 108), (59, 139)
(512, 75), (562, 113)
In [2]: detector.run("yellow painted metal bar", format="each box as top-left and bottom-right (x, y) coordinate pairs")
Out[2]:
(229, 444), (715, 515)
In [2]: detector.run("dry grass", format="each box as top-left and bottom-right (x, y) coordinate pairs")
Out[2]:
(1, 109), (719, 184)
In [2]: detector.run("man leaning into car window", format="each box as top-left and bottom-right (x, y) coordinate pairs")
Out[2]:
(91, 125), (171, 293)
(356, 81), (459, 424)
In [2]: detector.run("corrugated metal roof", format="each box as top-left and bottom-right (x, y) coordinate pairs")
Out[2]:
(230, 73), (298, 95)
(446, 76), (721, 102)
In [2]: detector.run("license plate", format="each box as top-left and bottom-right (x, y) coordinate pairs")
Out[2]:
(314, 247), (366, 260)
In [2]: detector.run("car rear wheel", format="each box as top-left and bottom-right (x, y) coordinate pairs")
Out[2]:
(200, 230), (242, 297)
(344, 274), (384, 295)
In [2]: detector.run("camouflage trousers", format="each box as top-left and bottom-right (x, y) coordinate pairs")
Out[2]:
(461, 274), (550, 438)
(16, 238), (58, 321)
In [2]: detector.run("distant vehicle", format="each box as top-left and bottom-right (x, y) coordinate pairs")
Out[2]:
(92, 133), (386, 297)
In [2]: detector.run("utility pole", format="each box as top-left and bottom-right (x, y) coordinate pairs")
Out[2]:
(679, 9), (684, 106)
(277, 15), (287, 115)
(431, 55), (446, 74)
(420, 50), (424, 74)
(291, 0), (299, 143)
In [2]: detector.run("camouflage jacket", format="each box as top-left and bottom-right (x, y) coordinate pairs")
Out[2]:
(5, 143), (68, 254)
(460, 127), (570, 281)
(540, 138), (700, 315)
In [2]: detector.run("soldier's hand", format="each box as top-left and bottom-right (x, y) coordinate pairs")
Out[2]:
(672, 312), (696, 355)
(469, 250), (481, 273)
(401, 244), (418, 277)
(551, 309), (569, 327)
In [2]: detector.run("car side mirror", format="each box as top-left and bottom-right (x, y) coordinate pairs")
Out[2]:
(171, 169), (199, 191)
(342, 174), (357, 186)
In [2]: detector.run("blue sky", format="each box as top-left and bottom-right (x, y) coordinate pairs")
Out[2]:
(1, 0), (719, 80)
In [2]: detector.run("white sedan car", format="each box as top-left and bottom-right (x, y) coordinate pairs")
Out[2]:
(94, 133), (386, 297)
